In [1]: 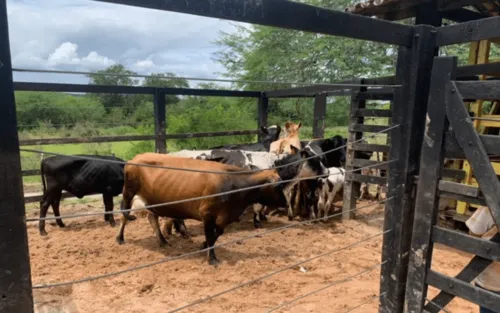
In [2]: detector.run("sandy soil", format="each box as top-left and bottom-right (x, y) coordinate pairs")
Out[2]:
(26, 200), (478, 313)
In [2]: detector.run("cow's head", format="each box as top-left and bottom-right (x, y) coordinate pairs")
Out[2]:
(318, 135), (346, 167)
(260, 125), (282, 143)
(274, 145), (329, 185)
(285, 121), (302, 135)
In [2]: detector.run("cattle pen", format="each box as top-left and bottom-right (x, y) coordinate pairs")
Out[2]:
(2, 1), (500, 313)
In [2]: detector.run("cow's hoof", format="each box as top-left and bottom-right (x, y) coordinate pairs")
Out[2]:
(200, 241), (208, 250)
(40, 230), (48, 237)
(116, 237), (125, 245)
(181, 233), (191, 239)
(57, 222), (66, 228)
(260, 214), (268, 222)
(253, 222), (262, 229)
(109, 220), (116, 227)
(126, 215), (137, 221)
(209, 258), (220, 267)
(288, 216), (294, 221)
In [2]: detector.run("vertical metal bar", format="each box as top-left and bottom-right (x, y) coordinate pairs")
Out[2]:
(0, 0), (35, 311)
(342, 80), (366, 221)
(404, 56), (457, 313)
(312, 93), (327, 139)
(379, 25), (437, 313)
(258, 93), (269, 142)
(154, 88), (167, 153)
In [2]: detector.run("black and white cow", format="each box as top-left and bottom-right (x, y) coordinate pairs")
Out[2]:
(210, 125), (282, 152)
(38, 154), (137, 236)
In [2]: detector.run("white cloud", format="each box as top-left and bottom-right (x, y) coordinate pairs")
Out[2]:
(6, 0), (240, 86)
(132, 59), (155, 71)
(46, 42), (116, 70)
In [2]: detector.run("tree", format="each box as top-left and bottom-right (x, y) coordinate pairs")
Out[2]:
(87, 64), (139, 113)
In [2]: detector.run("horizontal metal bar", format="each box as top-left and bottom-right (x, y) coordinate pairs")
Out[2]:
(438, 180), (479, 198)
(93, 0), (413, 46)
(349, 124), (390, 133)
(24, 191), (86, 204)
(165, 130), (259, 139)
(351, 173), (387, 185)
(14, 82), (262, 98)
(22, 169), (40, 177)
(454, 81), (500, 100)
(432, 226), (500, 262)
(19, 130), (259, 146)
(437, 16), (500, 46)
(426, 270), (500, 312)
(351, 143), (390, 153)
(353, 109), (392, 118)
(19, 135), (157, 146)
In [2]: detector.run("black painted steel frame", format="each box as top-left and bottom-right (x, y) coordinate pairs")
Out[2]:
(14, 1), (500, 313)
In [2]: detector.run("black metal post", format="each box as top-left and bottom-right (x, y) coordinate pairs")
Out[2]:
(257, 94), (269, 142)
(379, 25), (437, 313)
(154, 89), (167, 153)
(0, 0), (34, 311)
(312, 93), (327, 139)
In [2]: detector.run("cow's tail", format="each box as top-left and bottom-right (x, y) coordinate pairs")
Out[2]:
(40, 159), (47, 196)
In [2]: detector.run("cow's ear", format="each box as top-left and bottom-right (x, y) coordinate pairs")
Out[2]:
(285, 122), (291, 130)
(290, 145), (299, 155)
(297, 122), (302, 129)
(260, 126), (268, 134)
(276, 125), (282, 134)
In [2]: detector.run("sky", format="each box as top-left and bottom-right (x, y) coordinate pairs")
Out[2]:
(6, 0), (240, 87)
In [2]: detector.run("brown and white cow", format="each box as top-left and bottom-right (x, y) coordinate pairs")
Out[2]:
(269, 121), (302, 155)
(117, 147), (328, 266)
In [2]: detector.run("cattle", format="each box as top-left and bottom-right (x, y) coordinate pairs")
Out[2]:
(300, 135), (347, 168)
(270, 121), (302, 155)
(317, 167), (346, 222)
(129, 195), (189, 238)
(210, 125), (282, 152)
(116, 146), (329, 266)
(38, 154), (137, 236)
(287, 135), (348, 221)
(168, 149), (288, 229)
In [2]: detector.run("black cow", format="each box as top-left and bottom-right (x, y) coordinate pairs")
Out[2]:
(38, 154), (137, 236)
(210, 125), (281, 152)
(300, 135), (346, 168)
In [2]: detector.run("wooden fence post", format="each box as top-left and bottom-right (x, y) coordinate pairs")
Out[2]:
(154, 89), (167, 153)
(312, 93), (327, 139)
(379, 25), (437, 313)
(258, 94), (269, 141)
(342, 79), (366, 221)
(0, 0), (35, 311)
(404, 56), (457, 313)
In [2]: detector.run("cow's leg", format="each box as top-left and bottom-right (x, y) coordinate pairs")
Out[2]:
(147, 212), (168, 247)
(173, 219), (190, 238)
(260, 206), (268, 221)
(39, 196), (52, 236)
(253, 204), (263, 228)
(51, 194), (65, 228)
(163, 218), (174, 236)
(324, 193), (335, 222)
(202, 217), (218, 266)
(103, 193), (116, 227)
(116, 190), (134, 245)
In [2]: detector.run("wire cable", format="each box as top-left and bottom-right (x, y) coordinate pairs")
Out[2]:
(264, 261), (386, 313)
(20, 124), (400, 175)
(32, 198), (390, 289)
(339, 292), (387, 313)
(25, 161), (394, 223)
(13, 68), (402, 88)
(165, 229), (389, 313)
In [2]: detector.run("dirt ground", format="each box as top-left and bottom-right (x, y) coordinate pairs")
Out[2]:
(26, 200), (478, 313)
